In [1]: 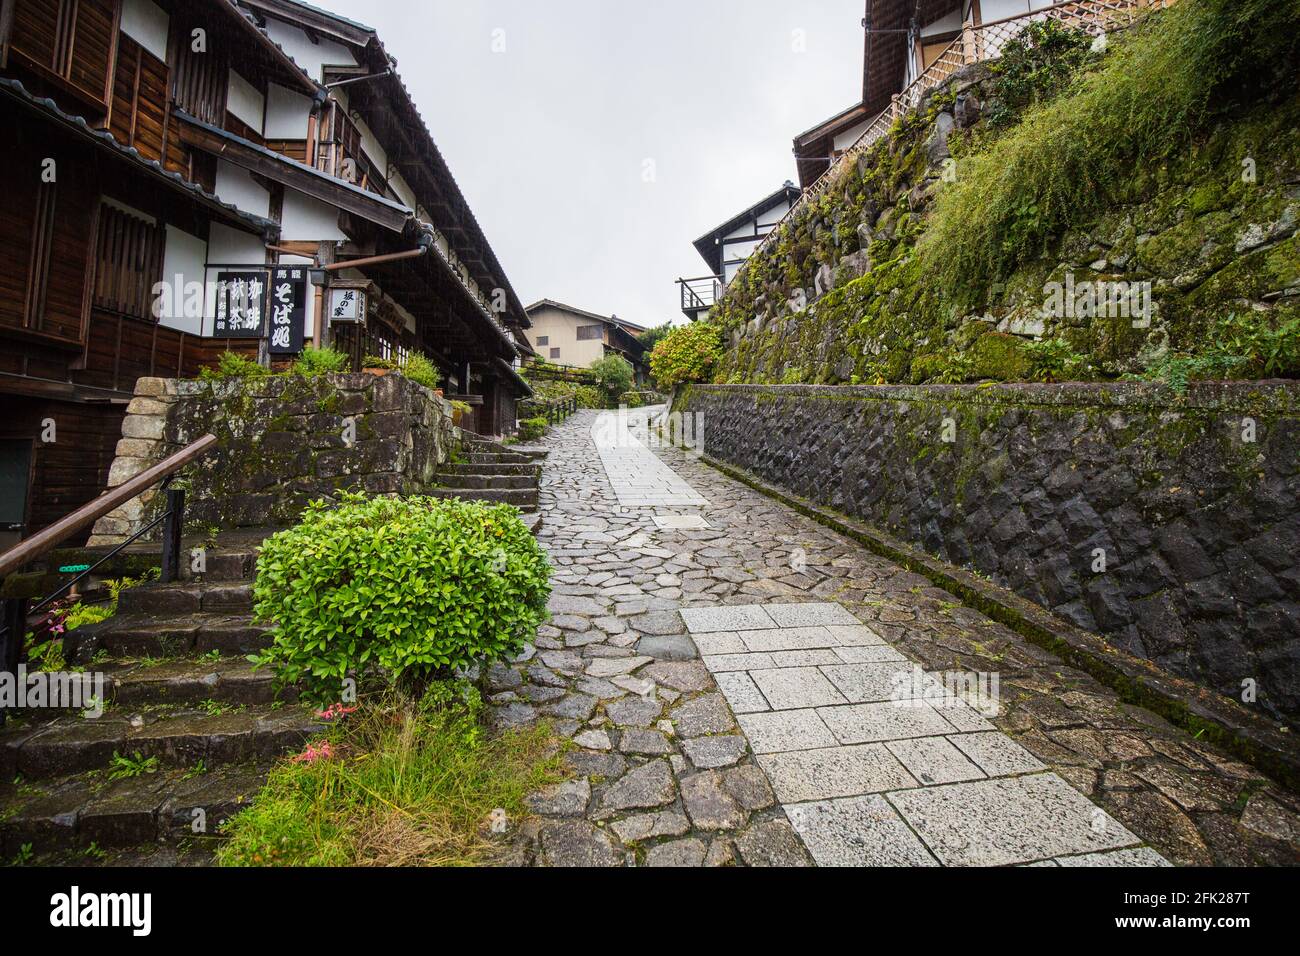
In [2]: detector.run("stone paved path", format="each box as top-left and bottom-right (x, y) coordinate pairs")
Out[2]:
(492, 408), (1300, 867)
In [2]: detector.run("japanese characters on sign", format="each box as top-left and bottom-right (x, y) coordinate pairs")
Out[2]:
(268, 267), (307, 355)
(213, 272), (267, 337)
(328, 286), (366, 324)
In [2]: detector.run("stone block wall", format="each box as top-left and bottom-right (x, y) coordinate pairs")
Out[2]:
(90, 372), (455, 544)
(678, 382), (1300, 723)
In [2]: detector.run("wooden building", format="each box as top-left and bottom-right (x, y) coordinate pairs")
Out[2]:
(0, 0), (532, 546)
(524, 300), (649, 384)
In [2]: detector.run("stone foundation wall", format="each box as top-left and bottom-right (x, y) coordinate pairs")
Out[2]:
(90, 372), (455, 544)
(678, 381), (1300, 722)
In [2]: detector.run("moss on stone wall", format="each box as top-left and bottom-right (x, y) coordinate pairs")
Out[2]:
(709, 19), (1300, 390)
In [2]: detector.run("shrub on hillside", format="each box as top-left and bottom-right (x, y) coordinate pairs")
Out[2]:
(650, 323), (723, 390)
(251, 492), (551, 705)
(590, 354), (635, 403)
(291, 346), (349, 377)
(517, 416), (548, 441)
(921, 0), (1300, 309)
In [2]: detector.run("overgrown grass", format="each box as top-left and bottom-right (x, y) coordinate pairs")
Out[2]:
(216, 682), (566, 867)
(920, 0), (1300, 309)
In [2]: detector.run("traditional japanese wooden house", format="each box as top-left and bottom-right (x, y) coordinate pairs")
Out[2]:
(0, 0), (532, 546)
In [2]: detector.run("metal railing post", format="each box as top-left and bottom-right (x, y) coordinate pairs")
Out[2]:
(160, 488), (185, 584)
(0, 597), (27, 726)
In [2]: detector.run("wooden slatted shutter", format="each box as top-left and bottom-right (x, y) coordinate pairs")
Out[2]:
(92, 203), (165, 321)
(7, 0), (118, 111)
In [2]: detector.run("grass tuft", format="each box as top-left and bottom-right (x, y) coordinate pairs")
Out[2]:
(216, 682), (566, 867)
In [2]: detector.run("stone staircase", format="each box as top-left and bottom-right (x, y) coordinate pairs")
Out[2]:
(0, 533), (323, 864)
(432, 434), (546, 531)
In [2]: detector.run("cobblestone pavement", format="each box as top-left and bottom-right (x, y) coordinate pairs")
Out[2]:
(494, 408), (1300, 867)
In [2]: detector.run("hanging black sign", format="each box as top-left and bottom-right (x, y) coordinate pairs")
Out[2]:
(213, 271), (267, 337)
(268, 266), (307, 355)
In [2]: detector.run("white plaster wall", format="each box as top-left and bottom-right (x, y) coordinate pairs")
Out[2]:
(227, 69), (265, 132)
(120, 0), (169, 61)
(214, 160), (271, 219)
(264, 83), (311, 139)
(159, 225), (207, 335)
(280, 190), (347, 242)
(260, 18), (358, 82)
(832, 120), (871, 152)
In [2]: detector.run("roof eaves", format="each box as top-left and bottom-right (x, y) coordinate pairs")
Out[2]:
(0, 78), (280, 238)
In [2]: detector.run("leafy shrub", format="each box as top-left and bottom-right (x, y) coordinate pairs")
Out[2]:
(573, 385), (604, 409)
(921, 0), (1300, 309)
(1140, 312), (1300, 391)
(199, 351), (267, 381)
(400, 353), (441, 391)
(216, 683), (564, 866)
(1023, 337), (1089, 383)
(291, 346), (349, 378)
(650, 322), (723, 389)
(590, 354), (635, 402)
(986, 20), (1094, 128)
(517, 416), (548, 441)
(252, 492), (551, 705)
(636, 323), (674, 352)
(362, 354), (400, 370)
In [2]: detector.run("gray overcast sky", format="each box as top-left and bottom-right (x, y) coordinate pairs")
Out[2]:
(324, 0), (866, 329)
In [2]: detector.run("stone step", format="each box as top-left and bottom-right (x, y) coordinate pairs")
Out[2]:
(506, 444), (550, 459)
(436, 473), (535, 490)
(425, 487), (539, 510)
(1, 703), (323, 780)
(4, 659), (283, 717)
(64, 614), (273, 664)
(181, 548), (259, 583)
(104, 658), (284, 708)
(117, 581), (254, 616)
(465, 452), (534, 465)
(0, 760), (273, 856)
(441, 461), (539, 477)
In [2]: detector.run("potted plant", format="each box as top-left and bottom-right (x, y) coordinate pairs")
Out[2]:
(449, 399), (471, 428)
(362, 354), (399, 376)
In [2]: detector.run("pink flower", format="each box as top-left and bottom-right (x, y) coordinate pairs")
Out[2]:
(315, 703), (359, 721)
(290, 741), (335, 764)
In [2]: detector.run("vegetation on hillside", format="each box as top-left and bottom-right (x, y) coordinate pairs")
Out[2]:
(702, 0), (1300, 389)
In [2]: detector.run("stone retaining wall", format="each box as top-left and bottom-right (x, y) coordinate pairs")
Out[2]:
(678, 381), (1300, 723)
(90, 372), (455, 544)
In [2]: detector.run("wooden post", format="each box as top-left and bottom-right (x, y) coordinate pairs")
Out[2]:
(160, 488), (185, 583)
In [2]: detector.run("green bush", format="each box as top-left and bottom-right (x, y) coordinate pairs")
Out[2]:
(401, 353), (441, 391)
(251, 492), (551, 705)
(636, 323), (674, 352)
(985, 20), (1094, 129)
(199, 351), (267, 381)
(1139, 312), (1300, 391)
(921, 0), (1300, 309)
(590, 354), (635, 403)
(517, 416), (548, 441)
(573, 384), (604, 409)
(650, 322), (723, 389)
(291, 346), (350, 377)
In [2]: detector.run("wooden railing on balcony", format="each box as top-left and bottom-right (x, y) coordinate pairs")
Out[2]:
(746, 0), (1175, 268)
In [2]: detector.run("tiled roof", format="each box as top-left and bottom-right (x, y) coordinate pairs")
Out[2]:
(0, 77), (280, 237)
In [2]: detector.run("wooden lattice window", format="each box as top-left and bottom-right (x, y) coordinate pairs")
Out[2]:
(6, 0), (119, 111)
(92, 203), (166, 320)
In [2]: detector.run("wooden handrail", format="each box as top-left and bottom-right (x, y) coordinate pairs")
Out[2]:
(0, 433), (219, 579)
